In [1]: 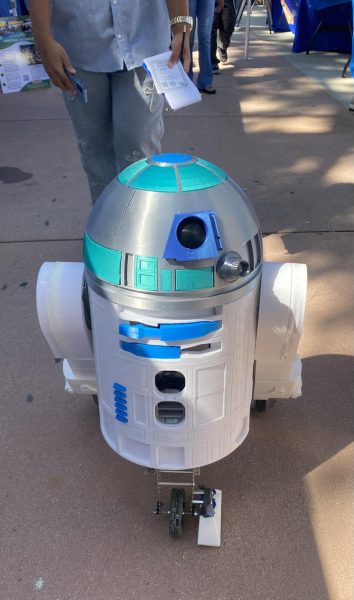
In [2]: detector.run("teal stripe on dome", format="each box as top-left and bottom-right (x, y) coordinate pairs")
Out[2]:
(128, 165), (178, 192)
(118, 159), (148, 185)
(197, 158), (227, 181)
(179, 163), (225, 191)
(117, 155), (226, 191)
(83, 232), (122, 285)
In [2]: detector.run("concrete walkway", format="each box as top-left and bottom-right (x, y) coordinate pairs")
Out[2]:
(1, 8), (353, 600)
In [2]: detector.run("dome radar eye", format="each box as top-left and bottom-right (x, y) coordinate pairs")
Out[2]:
(176, 217), (206, 249)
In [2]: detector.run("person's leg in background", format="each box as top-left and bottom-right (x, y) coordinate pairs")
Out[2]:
(189, 0), (215, 91)
(218, 0), (237, 62)
(111, 68), (165, 173)
(211, 5), (221, 72)
(63, 69), (117, 203)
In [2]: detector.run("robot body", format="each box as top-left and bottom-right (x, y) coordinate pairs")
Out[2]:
(37, 154), (307, 544)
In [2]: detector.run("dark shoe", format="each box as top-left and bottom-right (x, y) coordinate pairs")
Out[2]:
(212, 64), (220, 74)
(198, 86), (216, 94)
(218, 48), (227, 63)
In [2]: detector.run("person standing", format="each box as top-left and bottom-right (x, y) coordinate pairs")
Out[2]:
(211, 0), (236, 73)
(28, 0), (191, 203)
(188, 0), (223, 94)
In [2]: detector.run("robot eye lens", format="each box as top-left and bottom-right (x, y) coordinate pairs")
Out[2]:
(177, 217), (206, 249)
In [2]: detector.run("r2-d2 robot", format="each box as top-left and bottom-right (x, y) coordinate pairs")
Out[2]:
(37, 154), (307, 546)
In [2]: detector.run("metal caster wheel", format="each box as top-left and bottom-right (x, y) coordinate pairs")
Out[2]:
(169, 488), (185, 538)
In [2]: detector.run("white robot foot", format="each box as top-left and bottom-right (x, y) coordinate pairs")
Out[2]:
(197, 488), (222, 547)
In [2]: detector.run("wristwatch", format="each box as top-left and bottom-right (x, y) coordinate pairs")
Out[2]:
(170, 16), (193, 31)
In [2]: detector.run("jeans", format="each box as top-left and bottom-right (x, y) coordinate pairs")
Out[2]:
(188, 0), (215, 89)
(63, 67), (164, 203)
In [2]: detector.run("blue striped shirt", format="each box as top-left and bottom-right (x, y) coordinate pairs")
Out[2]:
(51, 0), (172, 72)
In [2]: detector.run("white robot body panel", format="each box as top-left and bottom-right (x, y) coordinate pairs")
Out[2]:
(36, 261), (93, 360)
(254, 262), (307, 400)
(89, 283), (259, 470)
(36, 258), (307, 469)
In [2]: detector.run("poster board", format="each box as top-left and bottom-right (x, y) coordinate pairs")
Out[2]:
(0, 16), (50, 93)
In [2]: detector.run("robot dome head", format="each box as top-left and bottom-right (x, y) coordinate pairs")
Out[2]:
(83, 153), (262, 297)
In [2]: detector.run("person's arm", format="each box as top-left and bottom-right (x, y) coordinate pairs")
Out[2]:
(166, 0), (191, 72)
(28, 0), (76, 92)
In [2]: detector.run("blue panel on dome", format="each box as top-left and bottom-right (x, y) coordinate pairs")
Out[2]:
(151, 153), (193, 164)
(163, 211), (222, 261)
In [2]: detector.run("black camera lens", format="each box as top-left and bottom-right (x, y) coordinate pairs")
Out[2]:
(176, 217), (206, 249)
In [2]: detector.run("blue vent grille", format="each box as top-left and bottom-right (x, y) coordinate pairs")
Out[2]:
(113, 383), (128, 423)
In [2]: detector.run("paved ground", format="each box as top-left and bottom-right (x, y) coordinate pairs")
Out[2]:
(1, 8), (353, 600)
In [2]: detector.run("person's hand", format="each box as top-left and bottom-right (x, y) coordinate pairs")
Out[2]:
(168, 30), (191, 73)
(37, 37), (76, 93)
(215, 0), (224, 13)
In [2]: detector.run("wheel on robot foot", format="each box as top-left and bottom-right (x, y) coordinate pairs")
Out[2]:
(169, 488), (185, 538)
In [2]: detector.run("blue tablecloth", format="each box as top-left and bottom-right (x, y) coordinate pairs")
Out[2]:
(272, 0), (300, 32)
(293, 0), (352, 52)
(271, 0), (352, 53)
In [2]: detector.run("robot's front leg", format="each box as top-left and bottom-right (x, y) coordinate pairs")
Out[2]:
(153, 469), (222, 546)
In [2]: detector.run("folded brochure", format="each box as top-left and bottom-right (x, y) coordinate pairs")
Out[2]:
(143, 51), (201, 110)
(0, 17), (50, 94)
